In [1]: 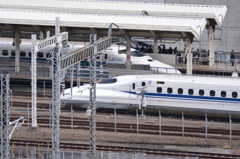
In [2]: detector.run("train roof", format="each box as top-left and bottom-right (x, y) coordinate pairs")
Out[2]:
(114, 74), (240, 85)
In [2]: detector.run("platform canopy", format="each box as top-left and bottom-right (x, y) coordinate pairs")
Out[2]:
(0, 9), (206, 41)
(0, 0), (227, 27)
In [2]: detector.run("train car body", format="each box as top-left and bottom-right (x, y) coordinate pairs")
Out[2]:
(61, 74), (240, 118)
(0, 38), (83, 61)
(99, 46), (181, 74)
(0, 38), (181, 74)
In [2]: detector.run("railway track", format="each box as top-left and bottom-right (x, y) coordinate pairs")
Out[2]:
(9, 115), (240, 139)
(12, 91), (52, 98)
(10, 139), (240, 159)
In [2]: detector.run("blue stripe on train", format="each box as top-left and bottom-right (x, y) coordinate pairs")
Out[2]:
(122, 91), (240, 104)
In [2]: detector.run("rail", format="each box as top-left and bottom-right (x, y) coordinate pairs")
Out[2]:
(8, 139), (239, 159)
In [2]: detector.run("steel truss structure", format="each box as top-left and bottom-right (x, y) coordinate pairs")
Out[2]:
(1, 74), (10, 159)
(37, 18), (111, 159)
(51, 43), (61, 159)
(89, 34), (97, 156)
(60, 36), (112, 70)
(31, 17), (68, 128)
(51, 17), (62, 159)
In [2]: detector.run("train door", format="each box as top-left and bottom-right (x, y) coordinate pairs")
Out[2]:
(130, 81), (137, 99)
(136, 80), (147, 89)
(135, 80), (148, 96)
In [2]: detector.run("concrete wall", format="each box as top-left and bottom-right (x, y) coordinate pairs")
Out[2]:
(166, 0), (239, 52)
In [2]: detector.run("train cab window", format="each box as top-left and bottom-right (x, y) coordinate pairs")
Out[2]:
(131, 50), (145, 57)
(38, 52), (43, 58)
(178, 88), (183, 95)
(199, 90), (204, 96)
(232, 92), (238, 98)
(99, 78), (117, 84)
(11, 50), (15, 56)
(20, 51), (26, 57)
(188, 89), (194, 95)
(132, 83), (135, 90)
(2, 50), (8, 56)
(221, 91), (226, 97)
(167, 88), (172, 94)
(157, 87), (162, 93)
(28, 52), (31, 57)
(142, 82), (146, 86)
(210, 90), (215, 97)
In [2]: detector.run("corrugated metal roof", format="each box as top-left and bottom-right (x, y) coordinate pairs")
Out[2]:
(0, 0), (227, 26)
(0, 9), (206, 39)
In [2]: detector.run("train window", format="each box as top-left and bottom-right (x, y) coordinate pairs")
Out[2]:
(38, 52), (43, 58)
(157, 81), (165, 84)
(167, 88), (172, 94)
(221, 91), (226, 97)
(142, 82), (146, 86)
(20, 51), (26, 57)
(11, 50), (15, 56)
(178, 88), (183, 95)
(28, 52), (31, 57)
(99, 78), (117, 84)
(188, 89), (194, 95)
(157, 87), (162, 93)
(232, 92), (238, 98)
(199, 90), (204, 96)
(104, 54), (108, 60)
(132, 83), (135, 90)
(2, 50), (8, 56)
(210, 90), (215, 97)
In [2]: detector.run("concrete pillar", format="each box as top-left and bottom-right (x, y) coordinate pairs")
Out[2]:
(15, 32), (20, 72)
(61, 40), (68, 80)
(185, 38), (192, 75)
(125, 37), (132, 69)
(208, 26), (215, 65)
(40, 31), (44, 40)
(154, 38), (158, 54)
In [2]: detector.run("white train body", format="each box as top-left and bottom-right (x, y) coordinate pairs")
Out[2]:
(0, 38), (180, 74)
(61, 74), (240, 117)
(100, 46), (180, 74)
(0, 38), (83, 59)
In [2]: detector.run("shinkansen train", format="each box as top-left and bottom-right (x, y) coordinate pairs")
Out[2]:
(0, 38), (83, 61)
(0, 38), (180, 74)
(61, 74), (240, 118)
(100, 45), (181, 74)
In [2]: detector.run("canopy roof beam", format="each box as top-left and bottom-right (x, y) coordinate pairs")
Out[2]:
(32, 25), (42, 32)
(90, 28), (100, 35)
(4, 24), (15, 32)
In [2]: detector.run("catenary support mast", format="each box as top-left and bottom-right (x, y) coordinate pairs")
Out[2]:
(1, 73), (10, 159)
(51, 17), (61, 159)
(89, 33), (97, 156)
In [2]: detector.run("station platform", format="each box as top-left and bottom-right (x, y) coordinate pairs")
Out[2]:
(0, 55), (239, 87)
